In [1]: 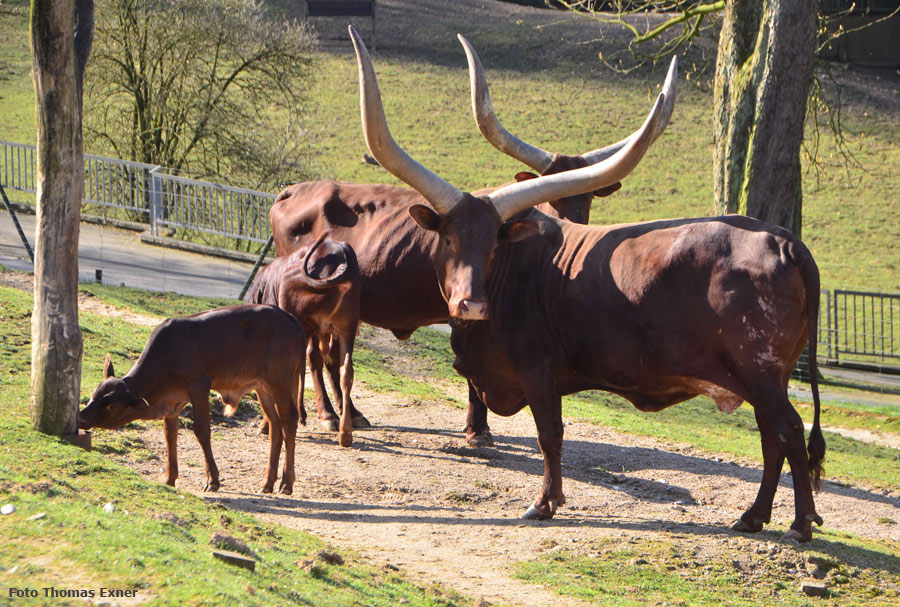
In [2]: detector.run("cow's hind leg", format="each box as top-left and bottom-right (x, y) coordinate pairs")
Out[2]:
(273, 383), (300, 495)
(742, 388), (822, 542)
(733, 409), (785, 534)
(464, 381), (493, 447)
(187, 380), (220, 492)
(256, 390), (283, 494)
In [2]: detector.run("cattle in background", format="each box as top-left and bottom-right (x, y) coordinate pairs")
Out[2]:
(269, 43), (676, 448)
(245, 234), (361, 447)
(350, 27), (825, 542)
(78, 305), (306, 495)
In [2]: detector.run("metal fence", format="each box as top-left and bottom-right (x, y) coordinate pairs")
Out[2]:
(827, 289), (900, 366)
(2, 139), (899, 374)
(0, 140), (276, 247)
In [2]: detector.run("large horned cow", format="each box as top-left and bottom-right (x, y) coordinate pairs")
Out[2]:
(350, 26), (825, 542)
(268, 45), (676, 445)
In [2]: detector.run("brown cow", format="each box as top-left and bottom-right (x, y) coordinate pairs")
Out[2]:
(245, 234), (361, 447)
(350, 27), (826, 543)
(269, 42), (676, 447)
(78, 305), (305, 494)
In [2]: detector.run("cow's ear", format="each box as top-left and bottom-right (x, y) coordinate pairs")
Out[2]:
(514, 171), (538, 182)
(408, 204), (441, 231)
(103, 354), (115, 379)
(593, 182), (622, 198)
(498, 219), (540, 243)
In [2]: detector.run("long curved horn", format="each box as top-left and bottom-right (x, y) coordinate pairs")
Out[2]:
(487, 92), (666, 221)
(349, 26), (463, 214)
(581, 56), (678, 165)
(458, 34), (554, 173)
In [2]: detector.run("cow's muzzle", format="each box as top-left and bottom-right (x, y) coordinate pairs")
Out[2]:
(450, 298), (489, 321)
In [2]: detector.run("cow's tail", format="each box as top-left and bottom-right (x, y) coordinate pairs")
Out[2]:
(798, 241), (825, 492)
(223, 403), (238, 418)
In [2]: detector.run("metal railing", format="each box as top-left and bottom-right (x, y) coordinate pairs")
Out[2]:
(829, 289), (900, 366)
(150, 171), (274, 244)
(0, 140), (276, 247)
(2, 139), (899, 373)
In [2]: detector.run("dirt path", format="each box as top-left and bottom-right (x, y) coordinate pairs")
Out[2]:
(4, 267), (899, 605)
(119, 333), (900, 607)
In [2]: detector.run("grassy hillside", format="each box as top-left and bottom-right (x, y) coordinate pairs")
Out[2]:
(1, 0), (897, 291)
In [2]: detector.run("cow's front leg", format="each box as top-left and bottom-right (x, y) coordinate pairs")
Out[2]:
(519, 374), (565, 520)
(163, 415), (179, 487)
(465, 381), (493, 447)
(335, 332), (356, 448)
(308, 337), (340, 431)
(188, 381), (220, 492)
(326, 335), (370, 430)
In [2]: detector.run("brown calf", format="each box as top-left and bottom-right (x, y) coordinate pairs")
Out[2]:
(245, 235), (361, 447)
(78, 305), (306, 494)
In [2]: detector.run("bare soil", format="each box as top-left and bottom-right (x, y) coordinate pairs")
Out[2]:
(119, 328), (899, 607)
(3, 267), (898, 605)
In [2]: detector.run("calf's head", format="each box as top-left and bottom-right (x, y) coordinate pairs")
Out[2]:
(349, 26), (667, 321)
(78, 354), (149, 430)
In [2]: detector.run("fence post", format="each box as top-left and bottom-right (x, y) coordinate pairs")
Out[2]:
(148, 166), (162, 236)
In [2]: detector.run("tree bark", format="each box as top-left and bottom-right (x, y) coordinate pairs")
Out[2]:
(30, 0), (93, 435)
(713, 0), (817, 237)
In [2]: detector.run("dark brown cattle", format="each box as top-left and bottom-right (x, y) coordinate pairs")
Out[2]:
(78, 305), (305, 494)
(269, 39), (675, 447)
(350, 28), (825, 543)
(245, 235), (361, 447)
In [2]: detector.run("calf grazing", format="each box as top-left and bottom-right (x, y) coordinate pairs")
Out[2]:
(78, 305), (306, 494)
(245, 234), (361, 447)
(350, 28), (826, 542)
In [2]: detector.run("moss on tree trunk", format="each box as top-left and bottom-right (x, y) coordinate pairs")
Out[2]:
(713, 0), (816, 237)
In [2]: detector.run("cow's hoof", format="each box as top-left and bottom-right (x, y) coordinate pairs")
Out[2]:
(809, 513), (824, 526)
(278, 483), (293, 496)
(781, 528), (811, 543)
(261, 485), (274, 494)
(339, 432), (353, 448)
(205, 483), (220, 493)
(352, 415), (372, 429)
(732, 517), (764, 534)
(258, 421), (270, 436)
(466, 432), (493, 447)
(523, 504), (550, 520)
(319, 418), (339, 432)
(523, 499), (560, 521)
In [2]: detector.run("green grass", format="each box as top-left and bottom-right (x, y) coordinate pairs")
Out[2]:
(0, 285), (470, 607)
(2, 272), (900, 606)
(514, 533), (900, 606)
(1, 1), (898, 291)
(78, 282), (240, 321)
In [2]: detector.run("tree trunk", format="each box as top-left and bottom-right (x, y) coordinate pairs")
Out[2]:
(713, 0), (817, 237)
(30, 0), (93, 435)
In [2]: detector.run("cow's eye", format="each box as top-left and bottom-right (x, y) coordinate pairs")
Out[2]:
(444, 237), (452, 246)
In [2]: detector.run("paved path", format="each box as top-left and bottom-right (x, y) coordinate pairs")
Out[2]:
(0, 209), (254, 300)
